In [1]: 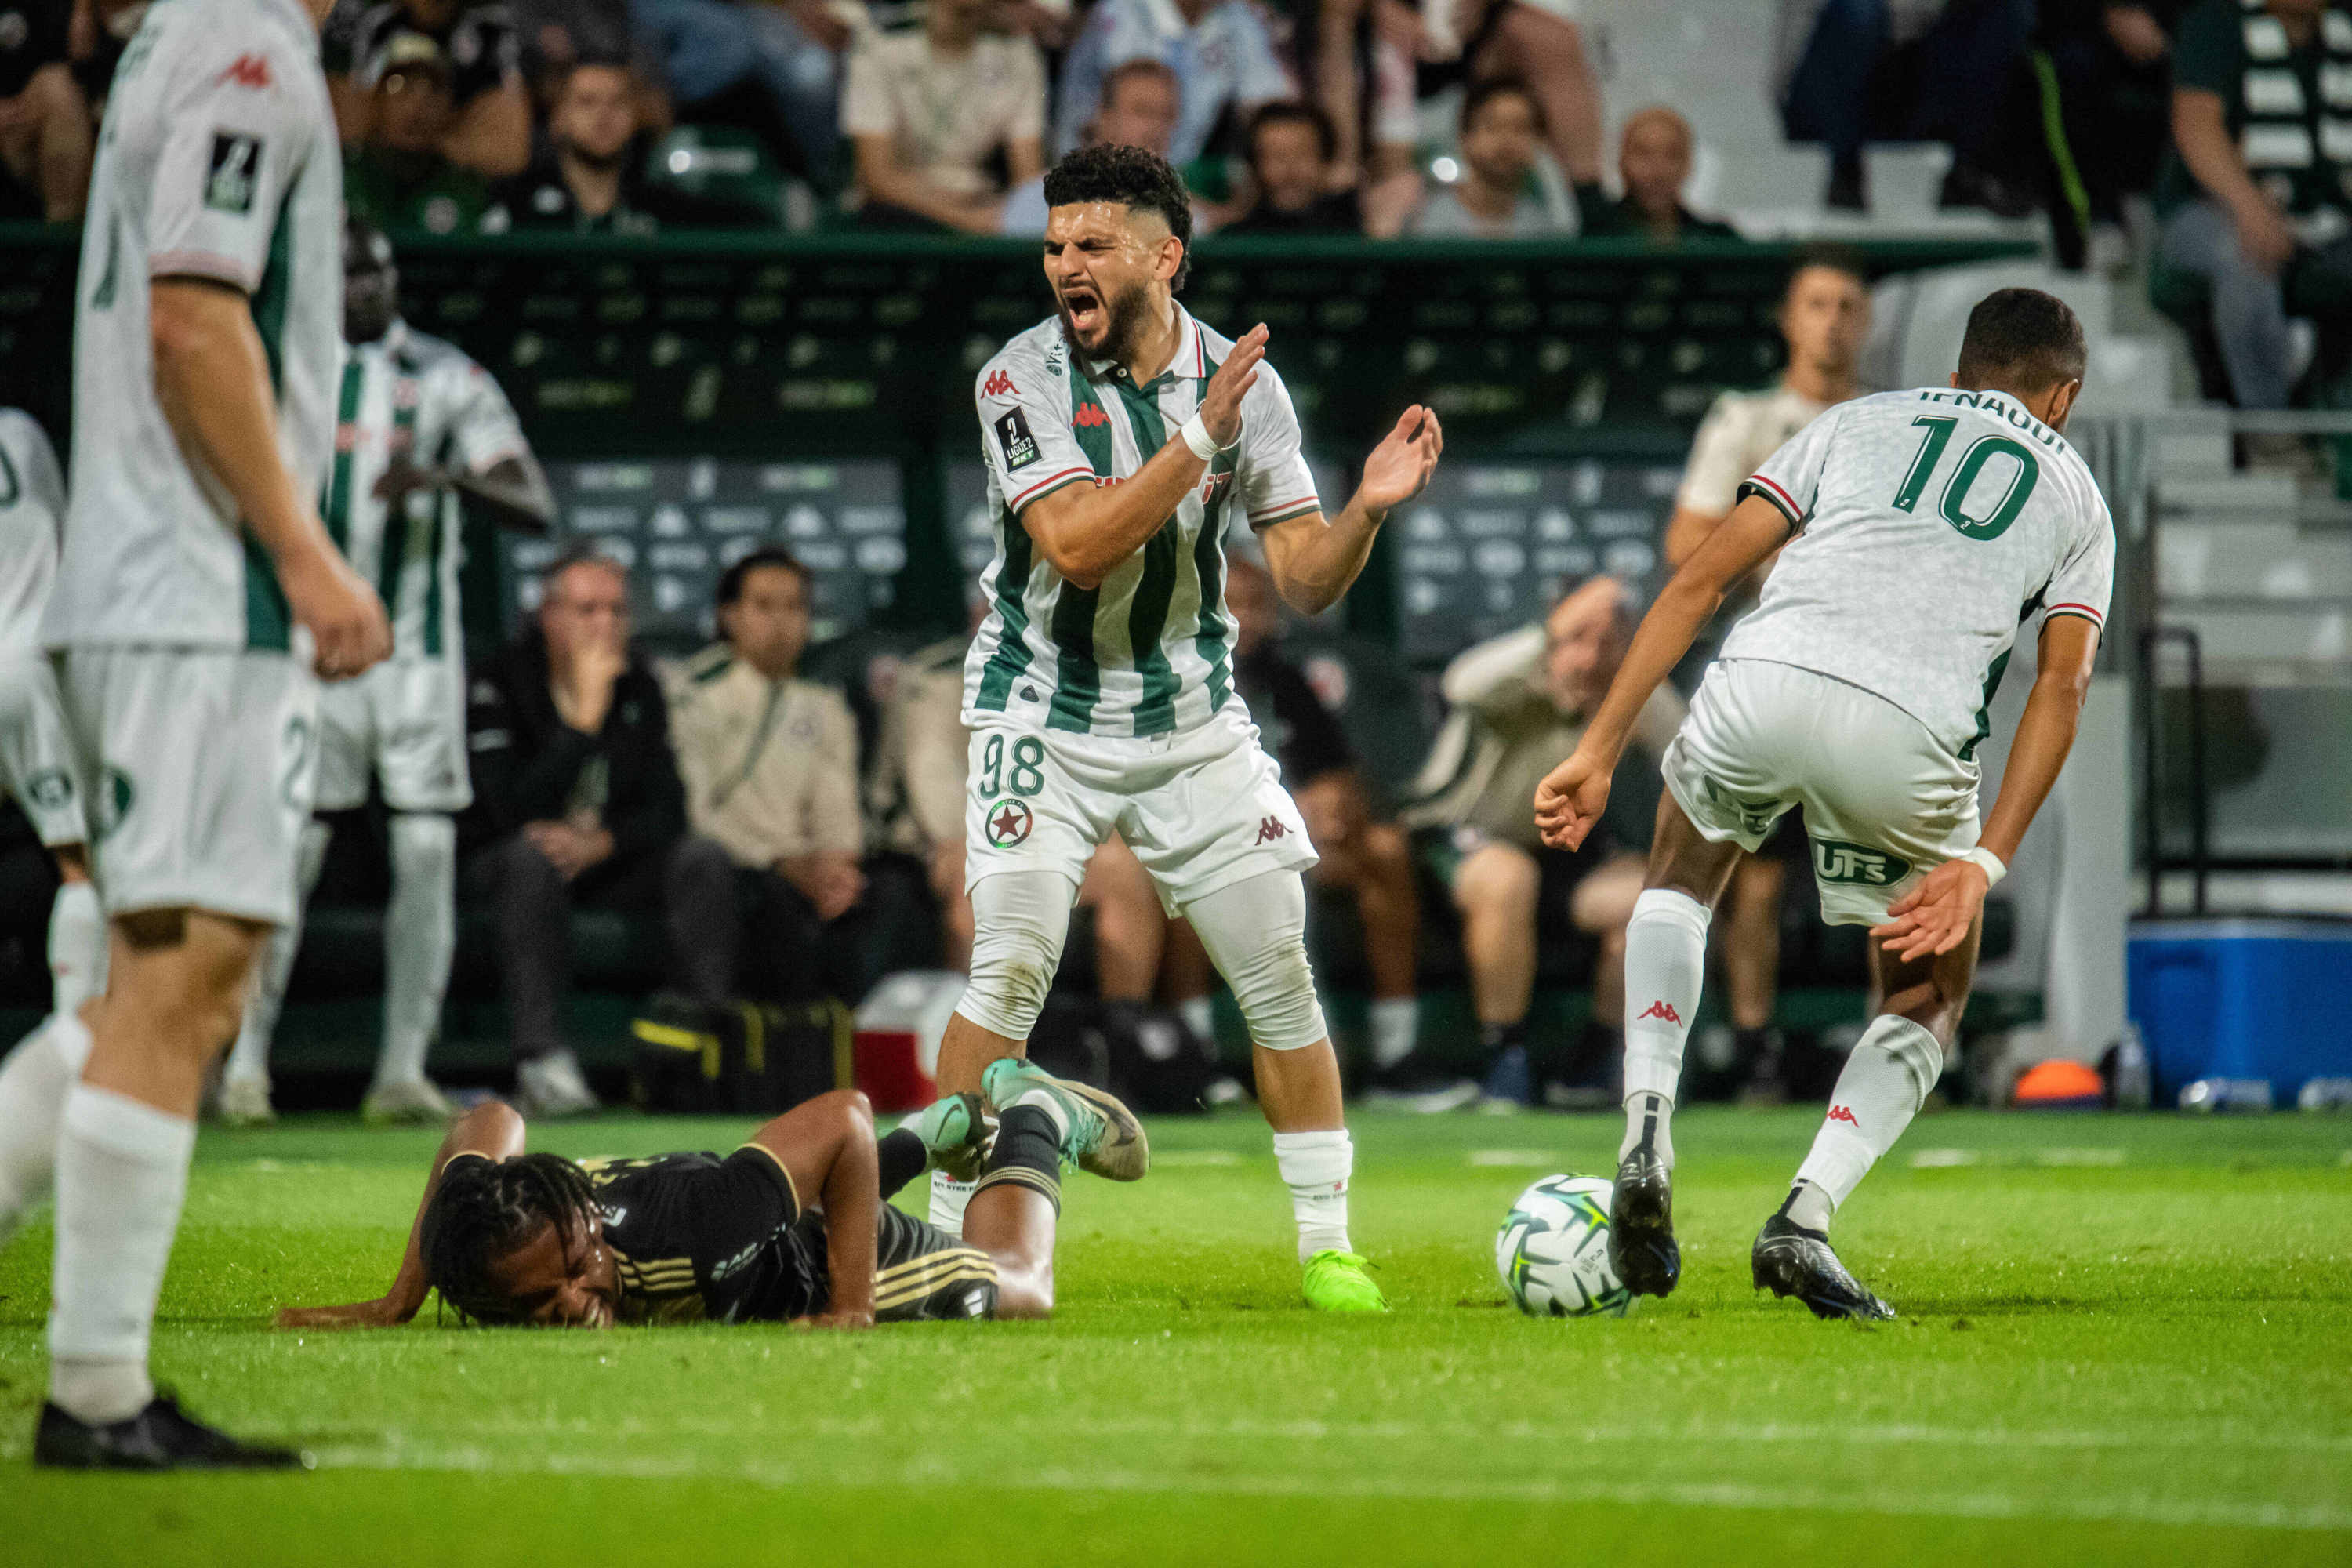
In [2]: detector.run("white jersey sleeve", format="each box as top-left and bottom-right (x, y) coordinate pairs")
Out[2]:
(2038, 492), (2114, 637)
(438, 355), (530, 474)
(146, 40), (319, 291)
(1738, 403), (1847, 530)
(977, 347), (1097, 514)
(1236, 363), (1319, 530)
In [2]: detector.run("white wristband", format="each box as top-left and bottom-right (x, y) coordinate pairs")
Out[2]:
(1962, 846), (2008, 887)
(1180, 412), (1234, 460)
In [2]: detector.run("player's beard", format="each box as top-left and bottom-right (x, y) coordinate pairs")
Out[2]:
(1058, 276), (1153, 365)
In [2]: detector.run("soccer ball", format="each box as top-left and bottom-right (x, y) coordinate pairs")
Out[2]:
(1494, 1174), (1633, 1318)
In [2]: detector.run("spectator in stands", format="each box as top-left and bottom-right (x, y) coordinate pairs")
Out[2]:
(625, 0), (841, 183)
(1397, 577), (1682, 1110)
(1664, 249), (1871, 1099)
(1000, 56), (1186, 234)
(1408, 80), (1564, 238)
(1777, 0), (2038, 216)
(1391, 0), (1604, 194)
(2042, 1), (2187, 229)
(1161, 558), (1424, 1077)
(482, 58), (729, 232)
(844, 0), (1046, 232)
(0, 0), (88, 220)
(2158, 0), (2352, 424)
(1292, 0), (1421, 194)
(1054, 0), (1293, 165)
(340, 31), (495, 234)
(326, 0), (532, 178)
(868, 614), (1167, 1007)
(463, 547), (740, 1119)
(1220, 100), (1420, 238)
(667, 548), (873, 1002)
(1581, 105), (1741, 244)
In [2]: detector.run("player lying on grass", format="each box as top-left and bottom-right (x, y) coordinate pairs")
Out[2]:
(1537, 287), (2111, 1320)
(274, 1062), (1144, 1329)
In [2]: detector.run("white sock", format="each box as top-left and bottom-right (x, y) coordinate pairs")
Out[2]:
(46, 880), (105, 1019)
(0, 1013), (93, 1247)
(227, 820), (328, 1087)
(1619, 1091), (1675, 1170)
(1177, 995), (1214, 1045)
(1791, 1014), (1944, 1229)
(1368, 996), (1419, 1070)
(928, 1171), (975, 1237)
(379, 813), (456, 1089)
(1621, 888), (1708, 1149)
(1272, 1128), (1353, 1261)
(49, 1083), (198, 1423)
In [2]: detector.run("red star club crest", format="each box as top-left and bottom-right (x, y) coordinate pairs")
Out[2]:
(986, 799), (1033, 848)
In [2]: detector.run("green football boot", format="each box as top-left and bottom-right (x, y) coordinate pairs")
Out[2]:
(1301, 1249), (1388, 1312)
(980, 1057), (1149, 1181)
(908, 1092), (990, 1182)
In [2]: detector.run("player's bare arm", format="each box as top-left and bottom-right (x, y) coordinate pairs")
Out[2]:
(1260, 404), (1445, 616)
(1874, 614), (2100, 961)
(151, 276), (390, 681)
(376, 452), (555, 535)
(747, 1091), (884, 1329)
(1535, 492), (1791, 849)
(273, 1101), (528, 1328)
(1018, 323), (1269, 588)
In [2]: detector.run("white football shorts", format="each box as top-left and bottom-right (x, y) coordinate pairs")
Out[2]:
(312, 655), (472, 814)
(0, 651), (89, 847)
(56, 642), (320, 925)
(1661, 658), (1982, 927)
(964, 702), (1318, 914)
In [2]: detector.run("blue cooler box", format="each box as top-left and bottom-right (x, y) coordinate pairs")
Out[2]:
(2127, 919), (2352, 1104)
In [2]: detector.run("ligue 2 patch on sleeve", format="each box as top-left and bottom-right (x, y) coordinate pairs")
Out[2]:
(205, 132), (263, 214)
(995, 407), (1040, 470)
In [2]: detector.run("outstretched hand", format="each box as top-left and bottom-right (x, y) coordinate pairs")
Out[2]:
(1356, 405), (1444, 516)
(1196, 324), (1268, 447)
(1534, 749), (1613, 851)
(1871, 858), (1987, 962)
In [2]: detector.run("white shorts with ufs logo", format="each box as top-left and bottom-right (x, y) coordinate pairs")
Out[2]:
(1661, 658), (1981, 927)
(56, 643), (320, 926)
(313, 656), (472, 814)
(964, 702), (1318, 914)
(0, 651), (89, 847)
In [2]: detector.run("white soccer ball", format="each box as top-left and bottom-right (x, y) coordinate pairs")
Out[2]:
(1494, 1173), (1633, 1318)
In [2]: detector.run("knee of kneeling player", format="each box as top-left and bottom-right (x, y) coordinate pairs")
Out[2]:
(1225, 933), (1327, 1053)
(957, 926), (1062, 1039)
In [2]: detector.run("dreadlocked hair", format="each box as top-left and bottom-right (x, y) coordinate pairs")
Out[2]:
(419, 1152), (597, 1325)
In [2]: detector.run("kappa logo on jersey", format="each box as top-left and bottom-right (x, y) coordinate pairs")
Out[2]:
(994, 408), (1040, 471)
(204, 132), (262, 214)
(1827, 1105), (1861, 1127)
(985, 799), (1033, 848)
(218, 53), (272, 89)
(1637, 1000), (1682, 1024)
(982, 369), (1018, 398)
(1812, 837), (1911, 887)
(1254, 815), (1288, 844)
(1072, 401), (1109, 429)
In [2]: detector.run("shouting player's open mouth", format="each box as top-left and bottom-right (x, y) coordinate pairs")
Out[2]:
(1057, 281), (1105, 344)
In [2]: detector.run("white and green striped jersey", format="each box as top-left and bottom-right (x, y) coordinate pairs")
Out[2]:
(46, 0), (342, 652)
(0, 411), (67, 654)
(964, 308), (1322, 738)
(322, 319), (530, 661)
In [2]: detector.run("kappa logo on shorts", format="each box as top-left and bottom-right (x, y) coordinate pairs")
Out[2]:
(1812, 838), (1911, 887)
(1827, 1105), (1861, 1127)
(1254, 816), (1288, 845)
(1636, 1000), (1682, 1024)
(985, 799), (1033, 848)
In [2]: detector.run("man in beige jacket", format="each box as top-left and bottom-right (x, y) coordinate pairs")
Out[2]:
(668, 547), (867, 1000)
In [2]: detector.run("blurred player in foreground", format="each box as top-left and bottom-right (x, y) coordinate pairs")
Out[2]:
(1537, 289), (2113, 1319)
(942, 143), (1442, 1310)
(223, 218), (551, 1127)
(5, 0), (391, 1468)
(274, 1062), (1144, 1329)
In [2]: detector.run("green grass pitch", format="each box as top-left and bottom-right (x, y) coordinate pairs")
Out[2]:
(4, 1105), (2350, 1566)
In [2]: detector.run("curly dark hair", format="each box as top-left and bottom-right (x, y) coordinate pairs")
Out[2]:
(419, 1152), (599, 1325)
(1042, 143), (1194, 290)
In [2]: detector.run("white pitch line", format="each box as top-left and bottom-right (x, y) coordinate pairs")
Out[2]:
(276, 1443), (2352, 1534)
